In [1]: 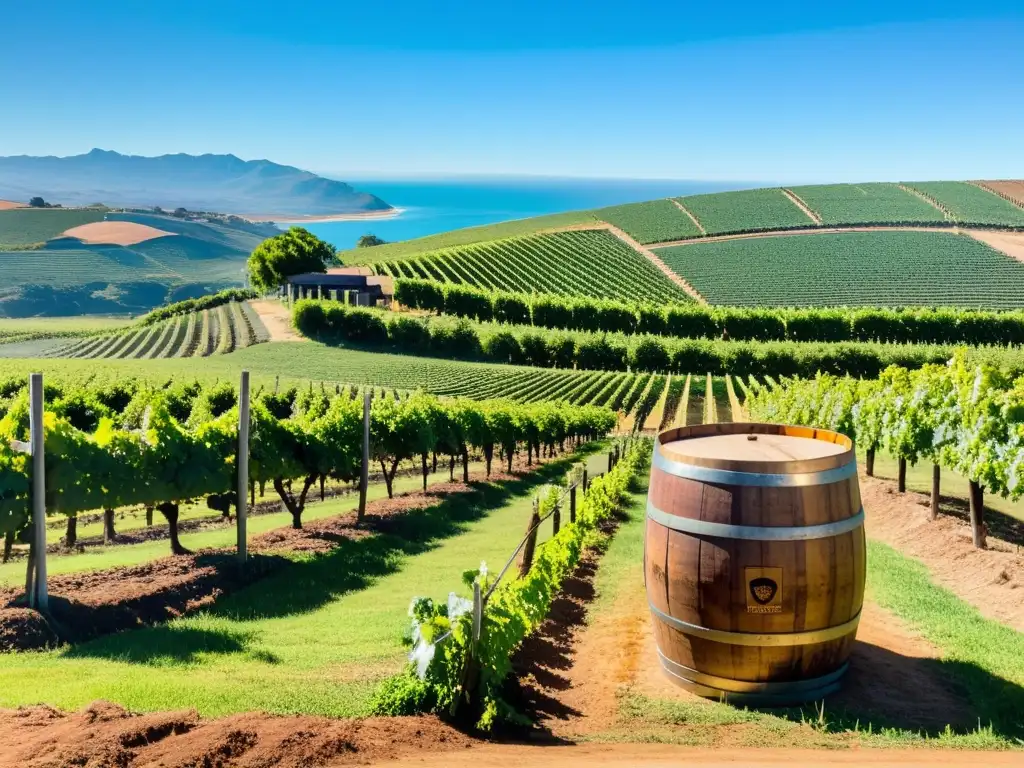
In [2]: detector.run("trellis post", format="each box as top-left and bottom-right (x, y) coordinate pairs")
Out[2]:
(358, 391), (371, 521)
(237, 370), (250, 563)
(29, 374), (47, 610)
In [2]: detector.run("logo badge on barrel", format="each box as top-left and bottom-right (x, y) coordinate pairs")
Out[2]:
(745, 567), (784, 613)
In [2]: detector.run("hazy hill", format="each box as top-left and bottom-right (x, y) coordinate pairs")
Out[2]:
(0, 149), (392, 215)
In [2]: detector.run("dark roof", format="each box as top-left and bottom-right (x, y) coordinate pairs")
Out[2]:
(285, 272), (382, 290)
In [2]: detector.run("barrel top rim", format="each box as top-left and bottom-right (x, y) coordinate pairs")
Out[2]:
(656, 422), (854, 474)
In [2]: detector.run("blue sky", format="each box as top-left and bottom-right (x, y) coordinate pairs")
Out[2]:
(1, 1), (1022, 182)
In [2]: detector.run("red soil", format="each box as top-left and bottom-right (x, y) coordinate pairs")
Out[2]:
(0, 200), (25, 210)
(860, 472), (1024, 631)
(0, 701), (473, 768)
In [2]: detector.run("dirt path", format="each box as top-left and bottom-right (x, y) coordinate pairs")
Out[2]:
(782, 188), (822, 224)
(249, 298), (307, 341)
(670, 198), (707, 234)
(860, 472), (1024, 631)
(646, 224), (974, 249)
(965, 230), (1024, 263)
(897, 184), (952, 219)
(0, 200), (25, 210)
(599, 222), (707, 304)
(374, 744), (1021, 767)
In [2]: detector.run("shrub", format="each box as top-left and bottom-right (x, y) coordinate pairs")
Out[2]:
(444, 284), (493, 321)
(665, 306), (717, 339)
(545, 333), (575, 369)
(293, 299), (327, 337)
(484, 330), (524, 364)
(343, 308), (389, 344)
(388, 314), (430, 348)
(494, 293), (530, 325)
(570, 300), (601, 332)
(595, 301), (637, 334)
(531, 294), (573, 329)
(637, 305), (667, 336)
(520, 332), (550, 368)
(630, 337), (670, 372)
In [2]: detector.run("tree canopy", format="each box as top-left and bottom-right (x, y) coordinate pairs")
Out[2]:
(28, 197), (46, 208)
(247, 226), (339, 292)
(357, 233), (387, 247)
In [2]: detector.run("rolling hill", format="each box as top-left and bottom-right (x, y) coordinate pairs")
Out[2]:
(0, 149), (392, 215)
(0, 208), (266, 316)
(347, 179), (1024, 309)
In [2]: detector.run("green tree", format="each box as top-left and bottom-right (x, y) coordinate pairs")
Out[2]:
(357, 233), (387, 247)
(28, 197), (46, 208)
(247, 226), (339, 292)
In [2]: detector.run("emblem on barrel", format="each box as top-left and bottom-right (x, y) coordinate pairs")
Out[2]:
(644, 423), (866, 706)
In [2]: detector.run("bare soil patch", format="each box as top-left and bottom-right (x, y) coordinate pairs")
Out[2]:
(0, 701), (472, 768)
(965, 230), (1024, 263)
(61, 220), (175, 245)
(0, 200), (25, 211)
(860, 472), (1024, 632)
(250, 298), (307, 342)
(976, 180), (1024, 208)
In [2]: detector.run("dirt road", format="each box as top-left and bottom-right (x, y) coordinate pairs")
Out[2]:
(374, 743), (1018, 767)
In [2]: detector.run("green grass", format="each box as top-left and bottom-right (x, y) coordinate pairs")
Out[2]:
(0, 460), (500, 584)
(907, 182), (1024, 227)
(0, 209), (106, 246)
(594, 200), (702, 244)
(374, 229), (688, 304)
(788, 183), (946, 226)
(866, 540), (1024, 739)
(339, 210), (599, 265)
(0, 447), (601, 716)
(655, 231), (1024, 308)
(677, 188), (815, 235)
(0, 316), (132, 333)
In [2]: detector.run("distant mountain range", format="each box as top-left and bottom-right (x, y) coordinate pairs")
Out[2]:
(0, 149), (392, 215)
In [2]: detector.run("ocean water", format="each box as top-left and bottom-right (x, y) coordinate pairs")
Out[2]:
(291, 177), (751, 249)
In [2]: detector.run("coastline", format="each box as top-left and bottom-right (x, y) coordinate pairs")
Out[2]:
(245, 208), (404, 224)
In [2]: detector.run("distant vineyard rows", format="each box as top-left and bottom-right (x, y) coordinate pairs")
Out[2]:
(371, 229), (688, 304)
(48, 302), (269, 359)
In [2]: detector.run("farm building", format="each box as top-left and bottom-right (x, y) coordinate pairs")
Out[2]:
(281, 266), (393, 306)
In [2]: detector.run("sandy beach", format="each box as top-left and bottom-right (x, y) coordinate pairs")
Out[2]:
(244, 208), (403, 224)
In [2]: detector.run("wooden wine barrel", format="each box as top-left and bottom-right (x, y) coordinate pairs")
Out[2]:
(644, 422), (865, 705)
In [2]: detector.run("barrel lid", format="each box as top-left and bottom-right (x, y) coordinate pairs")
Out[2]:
(657, 423), (853, 474)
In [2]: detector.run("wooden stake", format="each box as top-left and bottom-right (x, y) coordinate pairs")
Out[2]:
(29, 373), (47, 610)
(930, 464), (940, 521)
(866, 448), (875, 477)
(968, 480), (986, 549)
(569, 485), (577, 524)
(237, 370), (250, 563)
(518, 500), (540, 578)
(552, 503), (561, 536)
(358, 391), (370, 522)
(897, 457), (907, 493)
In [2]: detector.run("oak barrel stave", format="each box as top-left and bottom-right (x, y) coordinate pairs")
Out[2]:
(644, 422), (866, 704)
